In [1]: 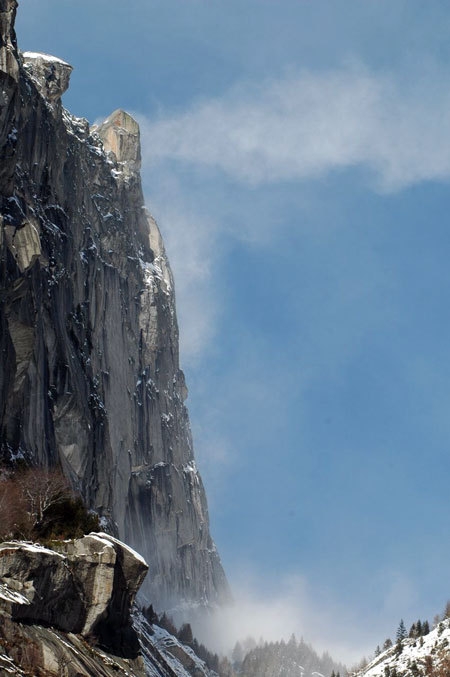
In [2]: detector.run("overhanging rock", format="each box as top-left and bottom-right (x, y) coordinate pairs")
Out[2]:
(0, 534), (148, 657)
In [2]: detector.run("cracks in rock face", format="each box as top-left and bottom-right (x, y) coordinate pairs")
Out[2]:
(0, 0), (230, 616)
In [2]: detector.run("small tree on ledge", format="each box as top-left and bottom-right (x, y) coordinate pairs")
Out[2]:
(0, 466), (99, 541)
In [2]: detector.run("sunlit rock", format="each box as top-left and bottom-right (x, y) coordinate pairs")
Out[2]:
(96, 109), (142, 173)
(22, 51), (72, 102)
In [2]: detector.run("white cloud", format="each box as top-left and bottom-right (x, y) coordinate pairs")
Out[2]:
(140, 64), (450, 191)
(161, 208), (217, 362)
(137, 64), (450, 364)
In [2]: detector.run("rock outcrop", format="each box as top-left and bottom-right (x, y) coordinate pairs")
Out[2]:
(0, 535), (148, 675)
(0, 534), (147, 656)
(0, 0), (229, 613)
(0, 536), (217, 676)
(22, 51), (72, 103)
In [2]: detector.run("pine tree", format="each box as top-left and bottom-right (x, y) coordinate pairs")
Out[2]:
(178, 623), (193, 645)
(232, 641), (244, 666)
(423, 620), (430, 635)
(142, 604), (158, 624)
(159, 612), (177, 636)
(211, 654), (219, 672)
(396, 619), (407, 642)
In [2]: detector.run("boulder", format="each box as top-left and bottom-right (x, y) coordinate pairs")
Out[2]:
(0, 542), (84, 631)
(0, 534), (148, 657)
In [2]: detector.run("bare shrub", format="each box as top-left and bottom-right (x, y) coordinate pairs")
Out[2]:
(0, 466), (99, 541)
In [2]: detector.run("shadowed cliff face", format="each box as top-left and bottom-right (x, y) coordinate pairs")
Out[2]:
(0, 0), (229, 612)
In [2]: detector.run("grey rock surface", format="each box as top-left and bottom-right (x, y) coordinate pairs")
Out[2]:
(0, 0), (19, 81)
(0, 0), (229, 613)
(22, 51), (73, 103)
(0, 535), (148, 653)
(0, 617), (149, 677)
(0, 537), (218, 677)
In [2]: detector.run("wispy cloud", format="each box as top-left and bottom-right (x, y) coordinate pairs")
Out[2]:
(140, 64), (450, 192)
(190, 568), (414, 666)
(138, 170), (223, 363)
(138, 63), (450, 363)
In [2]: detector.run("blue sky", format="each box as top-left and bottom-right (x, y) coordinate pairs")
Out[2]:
(16, 0), (450, 663)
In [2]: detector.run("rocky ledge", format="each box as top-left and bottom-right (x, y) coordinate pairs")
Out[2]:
(0, 534), (218, 676)
(0, 533), (148, 675)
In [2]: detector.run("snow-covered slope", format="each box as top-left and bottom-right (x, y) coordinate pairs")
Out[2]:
(134, 611), (216, 677)
(358, 619), (450, 677)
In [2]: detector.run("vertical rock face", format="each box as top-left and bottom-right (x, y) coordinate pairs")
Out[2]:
(0, 0), (229, 612)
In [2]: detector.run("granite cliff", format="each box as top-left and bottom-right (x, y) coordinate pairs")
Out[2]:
(0, 0), (229, 613)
